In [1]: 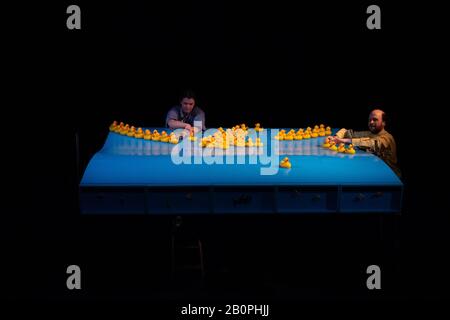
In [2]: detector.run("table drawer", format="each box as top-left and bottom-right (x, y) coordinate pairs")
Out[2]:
(146, 187), (211, 214)
(80, 188), (146, 214)
(276, 187), (338, 213)
(340, 187), (402, 212)
(213, 187), (275, 213)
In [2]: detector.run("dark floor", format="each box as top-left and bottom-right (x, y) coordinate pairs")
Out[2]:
(4, 213), (448, 304)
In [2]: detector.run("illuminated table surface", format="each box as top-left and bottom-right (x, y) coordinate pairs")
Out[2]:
(80, 129), (403, 214)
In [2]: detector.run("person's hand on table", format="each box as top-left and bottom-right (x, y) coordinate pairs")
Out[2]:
(179, 124), (193, 137)
(330, 136), (351, 144)
(184, 123), (202, 135)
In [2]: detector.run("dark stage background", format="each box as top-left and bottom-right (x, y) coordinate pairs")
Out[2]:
(3, 0), (449, 308)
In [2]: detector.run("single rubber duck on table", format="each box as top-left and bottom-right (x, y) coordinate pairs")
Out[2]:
(143, 129), (152, 140)
(160, 131), (170, 143)
(329, 142), (338, 151)
(127, 126), (136, 137)
(135, 128), (144, 139)
(152, 130), (161, 141)
(337, 143), (346, 153)
(345, 144), (356, 154)
(280, 157), (292, 169)
(169, 132), (179, 144)
(109, 121), (118, 131)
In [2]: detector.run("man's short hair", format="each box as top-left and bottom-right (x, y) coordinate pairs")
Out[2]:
(380, 110), (387, 125)
(180, 89), (196, 101)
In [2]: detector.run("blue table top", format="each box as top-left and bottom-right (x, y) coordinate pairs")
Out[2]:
(80, 128), (403, 187)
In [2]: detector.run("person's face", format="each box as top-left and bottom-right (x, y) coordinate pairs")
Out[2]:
(181, 98), (195, 113)
(368, 110), (385, 134)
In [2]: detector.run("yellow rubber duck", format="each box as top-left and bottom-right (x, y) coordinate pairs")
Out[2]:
(169, 133), (179, 144)
(322, 138), (331, 148)
(346, 144), (356, 154)
(313, 125), (319, 133)
(337, 143), (346, 153)
(319, 131), (326, 137)
(255, 137), (264, 147)
(280, 157), (292, 169)
(311, 132), (318, 138)
(152, 130), (161, 141)
(120, 124), (130, 135)
(127, 126), (136, 137)
(109, 121), (118, 131)
(246, 138), (254, 147)
(143, 129), (152, 140)
(303, 132), (311, 139)
(160, 133), (170, 143)
(329, 142), (338, 151)
(135, 128), (144, 139)
(295, 134), (303, 140)
(325, 126), (332, 136)
(188, 131), (197, 141)
(236, 137), (246, 147)
(255, 123), (263, 132)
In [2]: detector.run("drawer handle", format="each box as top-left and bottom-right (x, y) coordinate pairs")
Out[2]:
(233, 194), (252, 207)
(355, 193), (366, 201)
(373, 192), (384, 198)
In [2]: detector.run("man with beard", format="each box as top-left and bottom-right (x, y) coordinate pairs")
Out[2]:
(328, 109), (401, 177)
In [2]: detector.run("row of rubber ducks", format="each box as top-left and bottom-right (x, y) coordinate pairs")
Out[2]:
(229, 123), (264, 132)
(109, 122), (180, 144)
(109, 121), (265, 145)
(274, 125), (332, 140)
(322, 138), (356, 154)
